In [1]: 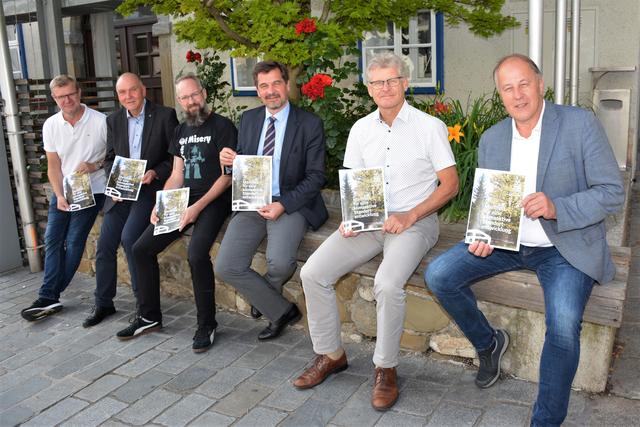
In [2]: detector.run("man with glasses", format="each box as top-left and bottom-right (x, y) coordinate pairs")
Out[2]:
(115, 74), (237, 353)
(21, 75), (107, 321)
(215, 60), (328, 341)
(294, 52), (458, 411)
(84, 73), (178, 328)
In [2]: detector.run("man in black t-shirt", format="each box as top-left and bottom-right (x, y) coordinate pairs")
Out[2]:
(115, 74), (237, 353)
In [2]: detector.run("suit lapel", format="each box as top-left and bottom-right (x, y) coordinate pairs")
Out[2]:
(248, 108), (265, 155)
(118, 108), (131, 158)
(279, 105), (298, 184)
(537, 101), (560, 190)
(495, 122), (512, 171)
(139, 100), (154, 160)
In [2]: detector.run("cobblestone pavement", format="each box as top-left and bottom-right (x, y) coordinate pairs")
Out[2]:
(0, 265), (639, 427)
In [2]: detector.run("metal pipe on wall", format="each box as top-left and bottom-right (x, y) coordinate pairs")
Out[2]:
(0, 5), (42, 272)
(570, 0), (581, 105)
(554, 0), (568, 104)
(529, 0), (544, 70)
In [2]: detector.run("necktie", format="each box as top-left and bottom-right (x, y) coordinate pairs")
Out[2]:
(262, 116), (276, 156)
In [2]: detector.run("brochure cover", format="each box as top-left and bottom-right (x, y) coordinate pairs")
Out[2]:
(339, 167), (387, 232)
(63, 172), (95, 211)
(231, 155), (272, 211)
(153, 187), (190, 236)
(465, 168), (526, 251)
(104, 156), (147, 201)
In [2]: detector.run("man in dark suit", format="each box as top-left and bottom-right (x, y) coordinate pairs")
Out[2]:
(84, 72), (178, 327)
(215, 60), (328, 340)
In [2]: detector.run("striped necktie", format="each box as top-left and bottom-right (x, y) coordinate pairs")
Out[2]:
(262, 116), (276, 156)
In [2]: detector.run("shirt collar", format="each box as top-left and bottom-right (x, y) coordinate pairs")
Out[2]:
(512, 101), (545, 139)
(126, 99), (146, 119)
(60, 104), (88, 126)
(265, 102), (290, 123)
(376, 100), (410, 125)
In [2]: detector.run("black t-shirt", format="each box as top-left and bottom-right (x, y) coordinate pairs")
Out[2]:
(169, 113), (238, 198)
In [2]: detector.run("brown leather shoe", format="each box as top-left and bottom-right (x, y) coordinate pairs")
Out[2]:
(293, 353), (348, 389)
(371, 367), (399, 411)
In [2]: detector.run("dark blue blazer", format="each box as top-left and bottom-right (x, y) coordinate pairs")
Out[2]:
(237, 104), (328, 230)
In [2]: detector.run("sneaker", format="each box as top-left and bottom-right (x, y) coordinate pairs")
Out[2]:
(192, 325), (215, 353)
(82, 305), (116, 328)
(116, 316), (161, 340)
(21, 298), (63, 321)
(475, 329), (510, 388)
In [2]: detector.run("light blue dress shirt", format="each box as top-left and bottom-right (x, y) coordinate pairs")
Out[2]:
(257, 102), (290, 197)
(127, 100), (146, 160)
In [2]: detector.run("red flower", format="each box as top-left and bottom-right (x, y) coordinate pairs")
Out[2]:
(295, 17), (317, 35)
(194, 52), (202, 63)
(186, 50), (202, 63)
(434, 101), (450, 114)
(301, 74), (333, 101)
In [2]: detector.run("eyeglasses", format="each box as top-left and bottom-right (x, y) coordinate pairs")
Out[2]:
(368, 77), (404, 90)
(52, 91), (78, 101)
(177, 89), (203, 102)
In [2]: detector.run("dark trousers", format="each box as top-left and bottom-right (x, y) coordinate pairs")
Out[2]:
(132, 195), (230, 328)
(94, 195), (155, 308)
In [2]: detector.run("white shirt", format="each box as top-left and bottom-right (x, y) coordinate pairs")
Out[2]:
(43, 104), (107, 193)
(344, 101), (455, 212)
(509, 102), (552, 247)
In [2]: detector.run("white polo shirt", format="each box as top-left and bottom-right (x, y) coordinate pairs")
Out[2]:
(43, 104), (107, 193)
(509, 102), (552, 247)
(344, 101), (455, 212)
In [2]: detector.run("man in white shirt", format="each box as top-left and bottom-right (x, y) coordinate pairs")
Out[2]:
(294, 52), (458, 411)
(425, 54), (624, 426)
(21, 74), (107, 321)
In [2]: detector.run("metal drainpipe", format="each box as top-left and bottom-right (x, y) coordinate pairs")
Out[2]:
(0, 6), (42, 272)
(554, 0), (568, 105)
(569, 0), (581, 106)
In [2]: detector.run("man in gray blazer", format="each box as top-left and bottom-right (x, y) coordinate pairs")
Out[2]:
(425, 54), (624, 427)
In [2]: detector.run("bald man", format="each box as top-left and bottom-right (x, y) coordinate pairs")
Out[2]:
(86, 73), (178, 328)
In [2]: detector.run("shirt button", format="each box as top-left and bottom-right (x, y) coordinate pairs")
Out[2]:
(388, 130), (391, 133)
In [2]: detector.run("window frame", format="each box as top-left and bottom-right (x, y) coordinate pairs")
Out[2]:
(230, 56), (260, 96)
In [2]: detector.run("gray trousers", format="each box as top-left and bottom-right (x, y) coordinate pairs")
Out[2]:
(214, 211), (308, 321)
(300, 214), (439, 368)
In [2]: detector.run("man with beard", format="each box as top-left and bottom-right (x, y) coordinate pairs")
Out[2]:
(115, 74), (237, 353)
(85, 73), (177, 328)
(215, 61), (327, 340)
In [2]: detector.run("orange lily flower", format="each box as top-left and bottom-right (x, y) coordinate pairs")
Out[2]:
(448, 123), (464, 143)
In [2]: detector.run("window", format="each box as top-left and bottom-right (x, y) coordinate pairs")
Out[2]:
(361, 10), (443, 93)
(7, 24), (26, 79)
(231, 56), (261, 95)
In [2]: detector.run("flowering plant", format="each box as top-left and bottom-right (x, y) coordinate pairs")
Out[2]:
(185, 50), (202, 63)
(301, 74), (333, 100)
(295, 17), (317, 35)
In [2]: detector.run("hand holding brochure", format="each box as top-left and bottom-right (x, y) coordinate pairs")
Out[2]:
(63, 171), (95, 211)
(339, 167), (387, 232)
(154, 188), (190, 235)
(465, 168), (525, 251)
(105, 155), (147, 201)
(231, 155), (272, 211)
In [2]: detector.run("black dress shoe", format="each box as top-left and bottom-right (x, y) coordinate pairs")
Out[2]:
(250, 306), (262, 319)
(83, 306), (116, 328)
(258, 304), (301, 341)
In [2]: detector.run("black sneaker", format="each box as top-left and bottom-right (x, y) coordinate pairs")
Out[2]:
(21, 298), (63, 321)
(83, 306), (117, 328)
(192, 325), (215, 353)
(116, 316), (161, 340)
(475, 329), (510, 388)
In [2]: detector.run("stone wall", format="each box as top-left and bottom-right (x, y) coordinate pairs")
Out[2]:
(78, 213), (616, 392)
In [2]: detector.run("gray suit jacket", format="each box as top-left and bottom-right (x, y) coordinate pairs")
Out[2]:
(478, 101), (624, 284)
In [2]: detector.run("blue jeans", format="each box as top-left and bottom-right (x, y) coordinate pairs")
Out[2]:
(425, 242), (594, 427)
(39, 194), (105, 301)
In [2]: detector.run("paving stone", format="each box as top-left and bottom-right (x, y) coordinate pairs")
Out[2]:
(164, 365), (217, 392)
(584, 394), (640, 426)
(622, 298), (640, 323)
(116, 333), (171, 358)
(376, 411), (426, 427)
(22, 376), (89, 413)
(154, 394), (215, 427)
(609, 355), (640, 399)
(233, 406), (287, 427)
(489, 377), (538, 404)
(0, 405), (35, 426)
(232, 342), (285, 370)
(425, 401), (483, 427)
(314, 372), (368, 404)
(46, 352), (101, 379)
(114, 349), (171, 377)
(391, 378), (448, 417)
(22, 397), (89, 427)
(115, 388), (181, 425)
(329, 382), (382, 427)
(413, 358), (465, 386)
(476, 402), (530, 427)
(261, 381), (313, 412)
(196, 366), (254, 399)
(442, 371), (495, 407)
(1, 345), (51, 370)
(616, 324), (640, 358)
(64, 397), (128, 427)
(163, 301), (195, 317)
(212, 381), (272, 417)
(100, 420), (133, 427)
(189, 410), (235, 427)
(279, 398), (341, 427)
(111, 369), (173, 404)
(249, 355), (308, 387)
(74, 354), (129, 382)
(74, 374), (129, 402)
(84, 336), (130, 356)
(155, 334), (193, 353)
(155, 348), (208, 375)
(0, 375), (52, 411)
(195, 339), (254, 370)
